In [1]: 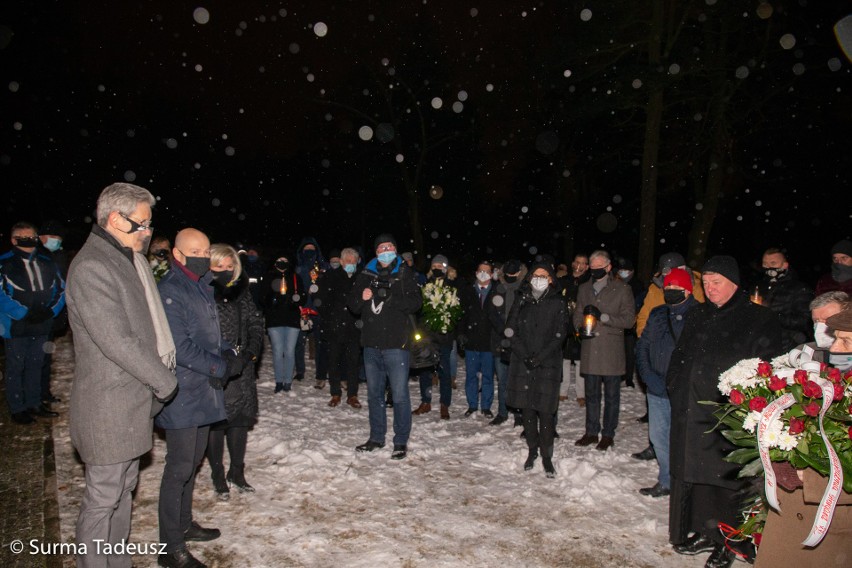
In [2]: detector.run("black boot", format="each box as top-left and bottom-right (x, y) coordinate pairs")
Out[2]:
(211, 467), (230, 501)
(542, 458), (556, 478)
(523, 449), (538, 471)
(226, 464), (255, 493)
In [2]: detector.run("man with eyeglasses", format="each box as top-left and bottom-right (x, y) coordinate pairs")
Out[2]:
(1, 220), (65, 424)
(66, 183), (178, 567)
(155, 227), (247, 568)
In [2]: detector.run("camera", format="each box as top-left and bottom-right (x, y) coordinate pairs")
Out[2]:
(370, 276), (392, 298)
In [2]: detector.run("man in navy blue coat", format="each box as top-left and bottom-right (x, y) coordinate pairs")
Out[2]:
(155, 228), (246, 568)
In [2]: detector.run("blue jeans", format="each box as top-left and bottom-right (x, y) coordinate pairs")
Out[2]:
(364, 348), (411, 446)
(648, 393), (671, 489)
(464, 350), (494, 411)
(267, 326), (300, 385)
(583, 374), (621, 438)
(4, 335), (47, 414)
(495, 358), (509, 418)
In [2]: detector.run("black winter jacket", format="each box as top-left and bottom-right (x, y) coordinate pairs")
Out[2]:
(506, 286), (568, 414)
(667, 292), (781, 488)
(458, 281), (503, 352)
(759, 270), (813, 352)
(635, 296), (698, 397)
(314, 266), (361, 344)
(213, 276), (264, 426)
(347, 257), (421, 350)
(261, 269), (307, 329)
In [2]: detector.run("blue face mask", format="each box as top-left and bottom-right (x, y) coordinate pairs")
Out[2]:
(343, 263), (356, 275)
(377, 251), (397, 265)
(44, 237), (62, 252)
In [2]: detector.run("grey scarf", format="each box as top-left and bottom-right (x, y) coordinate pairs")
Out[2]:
(133, 252), (176, 370)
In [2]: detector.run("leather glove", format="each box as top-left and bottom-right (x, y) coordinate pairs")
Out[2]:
(523, 356), (540, 370)
(208, 376), (227, 390)
(24, 305), (54, 324)
(583, 305), (601, 320)
(223, 349), (245, 378)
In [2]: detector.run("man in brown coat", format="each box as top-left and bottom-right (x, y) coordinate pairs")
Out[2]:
(68, 183), (178, 568)
(572, 250), (636, 451)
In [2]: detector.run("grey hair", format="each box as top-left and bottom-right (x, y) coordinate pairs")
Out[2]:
(340, 247), (360, 261)
(589, 250), (611, 265)
(210, 244), (242, 283)
(810, 291), (849, 312)
(96, 183), (156, 227)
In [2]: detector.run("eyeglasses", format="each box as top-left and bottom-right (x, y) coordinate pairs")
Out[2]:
(120, 213), (154, 233)
(377, 244), (396, 252)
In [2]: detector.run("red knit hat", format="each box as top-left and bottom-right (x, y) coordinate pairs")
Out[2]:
(664, 268), (693, 292)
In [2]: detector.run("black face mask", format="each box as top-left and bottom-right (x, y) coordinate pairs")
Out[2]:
(589, 267), (608, 281)
(275, 260), (289, 272)
(211, 270), (234, 285)
(14, 236), (40, 248)
(663, 289), (687, 305)
(183, 256), (210, 278)
(764, 267), (787, 280)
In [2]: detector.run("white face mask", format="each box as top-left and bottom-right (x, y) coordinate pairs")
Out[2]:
(530, 277), (549, 291)
(829, 352), (852, 372)
(476, 271), (491, 283)
(813, 322), (834, 349)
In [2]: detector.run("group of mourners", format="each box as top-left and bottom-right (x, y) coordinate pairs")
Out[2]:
(2, 181), (850, 568)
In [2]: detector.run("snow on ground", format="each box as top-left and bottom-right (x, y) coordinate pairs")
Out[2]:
(52, 335), (709, 567)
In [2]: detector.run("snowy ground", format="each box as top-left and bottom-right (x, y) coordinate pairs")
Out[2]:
(51, 334), (710, 567)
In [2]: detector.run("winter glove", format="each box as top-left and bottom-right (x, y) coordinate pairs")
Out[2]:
(24, 305), (54, 324)
(523, 356), (541, 370)
(222, 349), (245, 378)
(208, 376), (227, 390)
(582, 305), (601, 320)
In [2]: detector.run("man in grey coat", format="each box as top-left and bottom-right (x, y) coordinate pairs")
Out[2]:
(573, 250), (636, 451)
(67, 183), (178, 568)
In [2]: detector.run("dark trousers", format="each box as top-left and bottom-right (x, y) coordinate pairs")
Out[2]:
(4, 335), (48, 414)
(669, 476), (745, 546)
(522, 407), (556, 458)
(159, 426), (210, 552)
(327, 338), (360, 397)
(207, 426), (248, 476)
(583, 374), (621, 438)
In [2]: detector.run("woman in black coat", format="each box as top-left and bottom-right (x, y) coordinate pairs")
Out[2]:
(506, 263), (568, 477)
(207, 244), (265, 500)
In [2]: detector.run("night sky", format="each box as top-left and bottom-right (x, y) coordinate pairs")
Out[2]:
(2, 1), (850, 281)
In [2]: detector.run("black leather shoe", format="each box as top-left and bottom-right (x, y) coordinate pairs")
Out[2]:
(639, 482), (670, 497)
(595, 436), (614, 451)
(704, 543), (735, 568)
(29, 404), (59, 418)
(11, 411), (35, 424)
(489, 414), (507, 426)
(463, 408), (477, 417)
(355, 440), (385, 452)
(184, 521), (220, 542)
(631, 446), (656, 460)
(158, 548), (207, 568)
(482, 409), (493, 418)
(673, 533), (716, 556)
(390, 445), (407, 460)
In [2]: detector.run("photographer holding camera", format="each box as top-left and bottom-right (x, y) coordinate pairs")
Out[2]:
(347, 234), (422, 460)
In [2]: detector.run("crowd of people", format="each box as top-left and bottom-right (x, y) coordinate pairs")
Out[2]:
(2, 182), (851, 568)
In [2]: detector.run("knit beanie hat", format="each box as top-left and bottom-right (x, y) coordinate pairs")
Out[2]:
(831, 239), (852, 258)
(431, 254), (449, 267)
(701, 255), (740, 286)
(663, 268), (693, 292)
(658, 252), (686, 274)
(373, 233), (397, 251)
